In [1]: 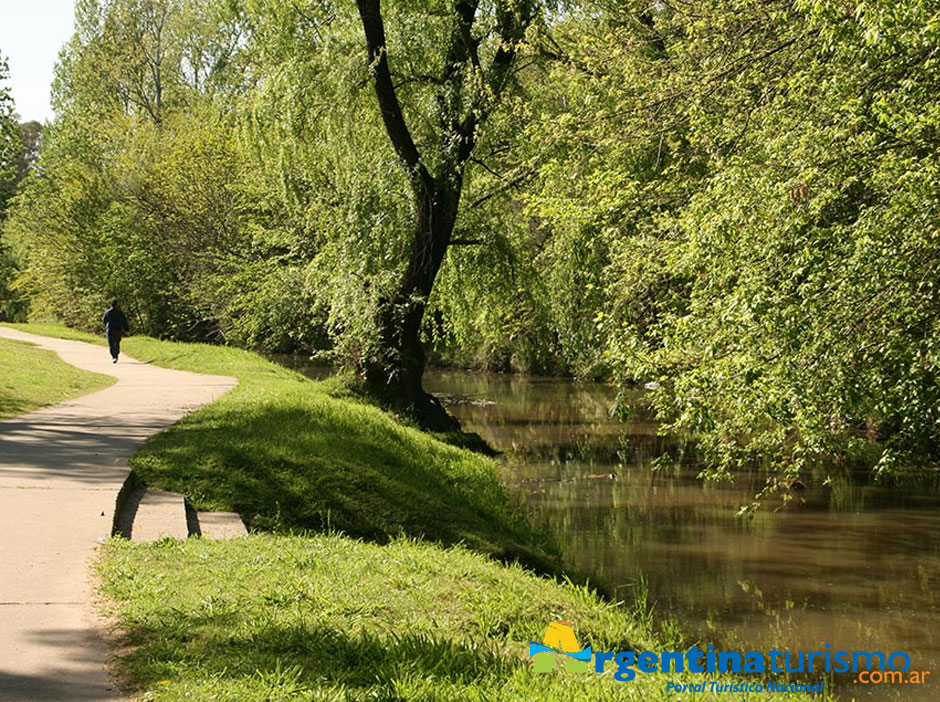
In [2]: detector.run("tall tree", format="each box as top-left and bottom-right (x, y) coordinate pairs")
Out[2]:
(354, 0), (540, 428)
(0, 54), (18, 216)
(11, 121), (42, 185)
(0, 53), (24, 321)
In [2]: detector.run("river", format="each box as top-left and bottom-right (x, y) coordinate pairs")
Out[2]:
(285, 359), (940, 701)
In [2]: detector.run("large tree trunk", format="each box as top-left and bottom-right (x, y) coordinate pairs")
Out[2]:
(355, 0), (529, 430)
(363, 176), (461, 431)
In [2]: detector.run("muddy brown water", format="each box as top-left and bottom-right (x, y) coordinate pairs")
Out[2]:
(282, 359), (940, 701)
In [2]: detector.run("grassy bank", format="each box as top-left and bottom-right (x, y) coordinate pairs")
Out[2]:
(3, 323), (554, 569)
(97, 536), (825, 702)
(0, 335), (114, 419)
(97, 536), (637, 702)
(6, 323), (823, 701)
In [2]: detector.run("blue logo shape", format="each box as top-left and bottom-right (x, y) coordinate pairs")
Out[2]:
(528, 642), (593, 661)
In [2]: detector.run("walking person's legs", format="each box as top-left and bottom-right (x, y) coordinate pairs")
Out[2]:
(108, 335), (121, 362)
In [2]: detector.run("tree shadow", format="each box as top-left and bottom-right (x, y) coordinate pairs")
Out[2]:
(0, 393), (29, 419)
(131, 397), (561, 575)
(0, 412), (175, 486)
(0, 671), (117, 702)
(0, 625), (119, 701)
(117, 614), (518, 697)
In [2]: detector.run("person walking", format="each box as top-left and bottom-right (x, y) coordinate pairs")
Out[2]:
(102, 299), (130, 363)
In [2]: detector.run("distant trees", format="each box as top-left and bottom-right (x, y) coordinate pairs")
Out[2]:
(0, 53), (26, 320)
(0, 55), (18, 215)
(4, 0), (940, 477)
(11, 121), (42, 186)
(5, 0), (246, 332)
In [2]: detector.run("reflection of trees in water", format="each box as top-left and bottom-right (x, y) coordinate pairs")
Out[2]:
(526, 470), (940, 688)
(512, 462), (940, 699)
(424, 369), (644, 449)
(283, 363), (940, 701)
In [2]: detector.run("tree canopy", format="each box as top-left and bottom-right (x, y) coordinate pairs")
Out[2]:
(0, 54), (19, 215)
(4, 0), (940, 481)
(0, 53), (27, 320)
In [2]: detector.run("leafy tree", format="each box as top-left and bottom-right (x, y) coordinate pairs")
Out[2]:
(9, 0), (940, 485)
(352, 0), (543, 427)
(523, 0), (940, 487)
(0, 53), (26, 320)
(6, 0), (246, 332)
(12, 121), (42, 186)
(0, 54), (18, 214)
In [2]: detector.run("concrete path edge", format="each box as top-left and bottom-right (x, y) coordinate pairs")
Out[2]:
(0, 327), (236, 702)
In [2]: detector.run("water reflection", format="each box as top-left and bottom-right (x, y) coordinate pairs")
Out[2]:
(275, 355), (940, 701)
(422, 369), (940, 702)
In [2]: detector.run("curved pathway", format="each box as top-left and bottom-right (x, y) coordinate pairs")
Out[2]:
(0, 327), (236, 701)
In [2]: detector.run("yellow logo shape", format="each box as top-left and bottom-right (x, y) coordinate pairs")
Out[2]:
(543, 622), (580, 653)
(530, 622), (591, 673)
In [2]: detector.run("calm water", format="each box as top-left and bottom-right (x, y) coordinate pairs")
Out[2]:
(284, 359), (940, 701)
(422, 369), (940, 702)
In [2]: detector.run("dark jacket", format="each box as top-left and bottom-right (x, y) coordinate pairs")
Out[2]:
(103, 306), (130, 338)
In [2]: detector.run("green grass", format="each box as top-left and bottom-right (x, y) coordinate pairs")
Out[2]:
(7, 323), (823, 701)
(97, 535), (824, 702)
(3, 323), (554, 570)
(0, 335), (115, 419)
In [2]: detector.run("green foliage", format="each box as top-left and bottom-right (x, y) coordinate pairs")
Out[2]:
(0, 54), (25, 320)
(6, 1), (252, 334)
(0, 55), (17, 210)
(8, 0), (940, 479)
(520, 0), (940, 481)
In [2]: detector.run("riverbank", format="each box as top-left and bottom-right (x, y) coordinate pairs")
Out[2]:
(3, 324), (824, 700)
(95, 532), (834, 701)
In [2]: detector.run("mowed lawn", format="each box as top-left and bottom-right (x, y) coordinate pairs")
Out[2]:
(0, 335), (115, 419)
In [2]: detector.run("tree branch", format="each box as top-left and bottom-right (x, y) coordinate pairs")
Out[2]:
(356, 0), (431, 186)
(436, 0), (481, 168)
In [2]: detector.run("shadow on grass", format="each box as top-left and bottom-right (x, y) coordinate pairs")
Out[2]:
(131, 394), (560, 574)
(120, 615), (517, 696)
(0, 393), (29, 419)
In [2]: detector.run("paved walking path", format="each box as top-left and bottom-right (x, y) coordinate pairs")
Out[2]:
(0, 327), (236, 702)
